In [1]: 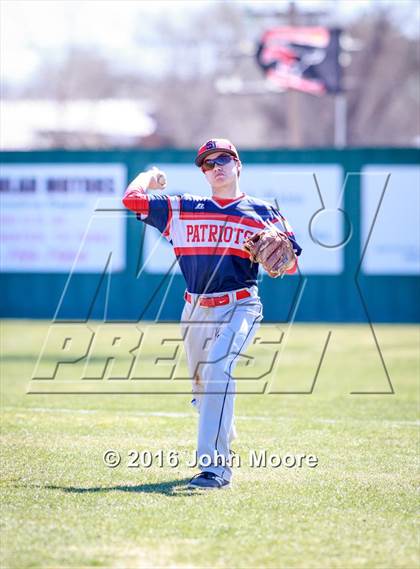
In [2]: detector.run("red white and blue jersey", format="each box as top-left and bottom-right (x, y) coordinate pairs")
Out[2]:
(122, 189), (302, 294)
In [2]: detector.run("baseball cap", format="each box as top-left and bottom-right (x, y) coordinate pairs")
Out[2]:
(195, 138), (240, 167)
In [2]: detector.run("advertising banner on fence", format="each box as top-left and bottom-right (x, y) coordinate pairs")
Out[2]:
(0, 163), (126, 272)
(361, 165), (420, 275)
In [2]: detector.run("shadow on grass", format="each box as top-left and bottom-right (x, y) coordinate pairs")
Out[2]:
(42, 478), (199, 496)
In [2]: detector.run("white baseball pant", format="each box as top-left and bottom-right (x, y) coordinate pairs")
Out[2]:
(180, 285), (263, 482)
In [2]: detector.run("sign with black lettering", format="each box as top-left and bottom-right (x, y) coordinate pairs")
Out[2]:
(0, 164), (126, 272)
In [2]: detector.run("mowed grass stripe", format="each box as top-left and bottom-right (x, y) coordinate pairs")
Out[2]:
(1, 320), (418, 568)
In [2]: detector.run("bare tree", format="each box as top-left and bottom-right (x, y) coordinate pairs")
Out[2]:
(346, 10), (420, 145)
(23, 46), (131, 100)
(5, 2), (418, 148)
(144, 4), (419, 148)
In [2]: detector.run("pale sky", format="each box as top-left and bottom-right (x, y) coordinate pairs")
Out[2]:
(1, 0), (418, 85)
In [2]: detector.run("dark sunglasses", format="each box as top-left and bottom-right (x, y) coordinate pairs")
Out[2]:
(202, 153), (234, 171)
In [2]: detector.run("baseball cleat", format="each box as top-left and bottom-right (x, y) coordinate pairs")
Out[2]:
(187, 471), (231, 490)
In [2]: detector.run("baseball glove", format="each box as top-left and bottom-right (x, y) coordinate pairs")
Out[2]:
(243, 227), (297, 277)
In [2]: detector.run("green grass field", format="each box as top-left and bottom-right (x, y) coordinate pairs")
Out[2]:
(1, 320), (419, 569)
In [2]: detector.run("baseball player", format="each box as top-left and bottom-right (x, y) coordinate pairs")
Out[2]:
(122, 139), (302, 490)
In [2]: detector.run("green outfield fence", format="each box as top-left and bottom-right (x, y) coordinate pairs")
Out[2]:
(1, 148), (419, 323)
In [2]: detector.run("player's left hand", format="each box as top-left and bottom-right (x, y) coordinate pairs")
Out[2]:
(243, 228), (297, 277)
